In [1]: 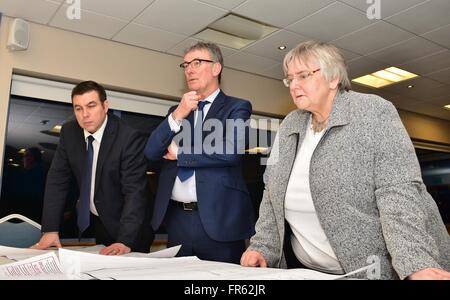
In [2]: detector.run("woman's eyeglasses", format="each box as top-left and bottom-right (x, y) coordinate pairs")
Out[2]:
(282, 68), (321, 87)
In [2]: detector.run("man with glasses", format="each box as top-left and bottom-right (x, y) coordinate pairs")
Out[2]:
(145, 42), (255, 264)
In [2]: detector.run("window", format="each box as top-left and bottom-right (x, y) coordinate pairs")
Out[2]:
(416, 148), (450, 225)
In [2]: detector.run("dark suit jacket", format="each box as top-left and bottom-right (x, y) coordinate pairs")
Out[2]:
(42, 113), (153, 251)
(145, 91), (255, 242)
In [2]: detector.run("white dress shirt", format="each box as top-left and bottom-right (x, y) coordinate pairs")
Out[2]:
(83, 115), (108, 216)
(168, 88), (220, 203)
(284, 116), (344, 274)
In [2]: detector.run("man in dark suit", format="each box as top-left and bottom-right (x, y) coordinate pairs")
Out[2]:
(145, 42), (255, 263)
(33, 81), (153, 254)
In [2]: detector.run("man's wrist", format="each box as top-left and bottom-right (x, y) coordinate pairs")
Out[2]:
(171, 112), (182, 126)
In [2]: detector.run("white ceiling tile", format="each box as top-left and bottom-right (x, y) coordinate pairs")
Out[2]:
(385, 0), (450, 35)
(197, 0), (246, 10)
(338, 0), (428, 19)
(337, 47), (361, 62)
(225, 52), (279, 74)
(214, 45), (238, 58)
(232, 0), (334, 28)
(113, 23), (186, 52)
(399, 51), (450, 76)
(0, 0), (449, 121)
(346, 56), (390, 78)
(50, 5), (128, 39)
(426, 68), (450, 85)
(135, 0), (227, 36)
(81, 0), (154, 21)
(422, 24), (450, 49)
(166, 38), (202, 57)
(367, 37), (445, 65)
(332, 21), (414, 55)
(243, 30), (307, 62)
(260, 63), (285, 80)
(166, 37), (238, 58)
(0, 0), (61, 24)
(287, 2), (375, 42)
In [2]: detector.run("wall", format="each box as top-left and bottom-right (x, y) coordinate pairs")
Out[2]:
(399, 110), (450, 146)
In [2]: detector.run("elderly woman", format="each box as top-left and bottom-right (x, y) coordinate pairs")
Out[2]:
(241, 41), (450, 279)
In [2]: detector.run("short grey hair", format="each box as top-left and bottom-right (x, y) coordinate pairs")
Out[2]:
(283, 41), (351, 91)
(184, 41), (223, 83)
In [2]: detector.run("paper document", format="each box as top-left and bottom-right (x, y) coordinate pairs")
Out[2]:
(58, 246), (181, 275)
(0, 244), (374, 280)
(0, 245), (54, 261)
(83, 256), (375, 280)
(72, 244), (181, 258)
(0, 252), (68, 280)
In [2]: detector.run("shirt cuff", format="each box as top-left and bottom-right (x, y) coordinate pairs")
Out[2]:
(168, 113), (181, 133)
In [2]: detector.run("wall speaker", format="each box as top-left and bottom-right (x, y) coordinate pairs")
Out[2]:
(7, 18), (30, 51)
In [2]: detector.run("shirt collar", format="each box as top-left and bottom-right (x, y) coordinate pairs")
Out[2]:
(84, 115), (108, 143)
(203, 88), (220, 104)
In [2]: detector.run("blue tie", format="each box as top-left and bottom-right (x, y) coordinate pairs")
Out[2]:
(77, 135), (94, 235)
(177, 101), (208, 182)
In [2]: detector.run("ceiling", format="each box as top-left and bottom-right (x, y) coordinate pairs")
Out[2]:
(1, 0), (450, 120)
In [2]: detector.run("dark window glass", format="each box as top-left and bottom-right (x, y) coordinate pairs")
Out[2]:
(416, 148), (450, 226)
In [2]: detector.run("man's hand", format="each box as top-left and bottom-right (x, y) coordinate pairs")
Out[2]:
(30, 232), (62, 249)
(163, 141), (178, 161)
(172, 91), (200, 120)
(408, 267), (450, 280)
(99, 243), (131, 256)
(240, 250), (268, 267)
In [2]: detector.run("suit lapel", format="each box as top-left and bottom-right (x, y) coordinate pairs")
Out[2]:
(204, 91), (225, 122)
(186, 109), (195, 147)
(95, 114), (117, 196)
(76, 125), (88, 180)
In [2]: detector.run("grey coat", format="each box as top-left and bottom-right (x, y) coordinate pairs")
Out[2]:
(248, 91), (450, 279)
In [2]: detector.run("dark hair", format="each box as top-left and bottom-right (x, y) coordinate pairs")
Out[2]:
(71, 80), (107, 103)
(184, 42), (224, 83)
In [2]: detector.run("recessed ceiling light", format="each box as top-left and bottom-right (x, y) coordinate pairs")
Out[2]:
(407, 85), (413, 89)
(352, 67), (418, 88)
(278, 45), (286, 50)
(444, 104), (450, 111)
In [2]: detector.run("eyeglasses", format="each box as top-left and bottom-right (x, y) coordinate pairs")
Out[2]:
(179, 58), (215, 69)
(282, 68), (321, 87)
